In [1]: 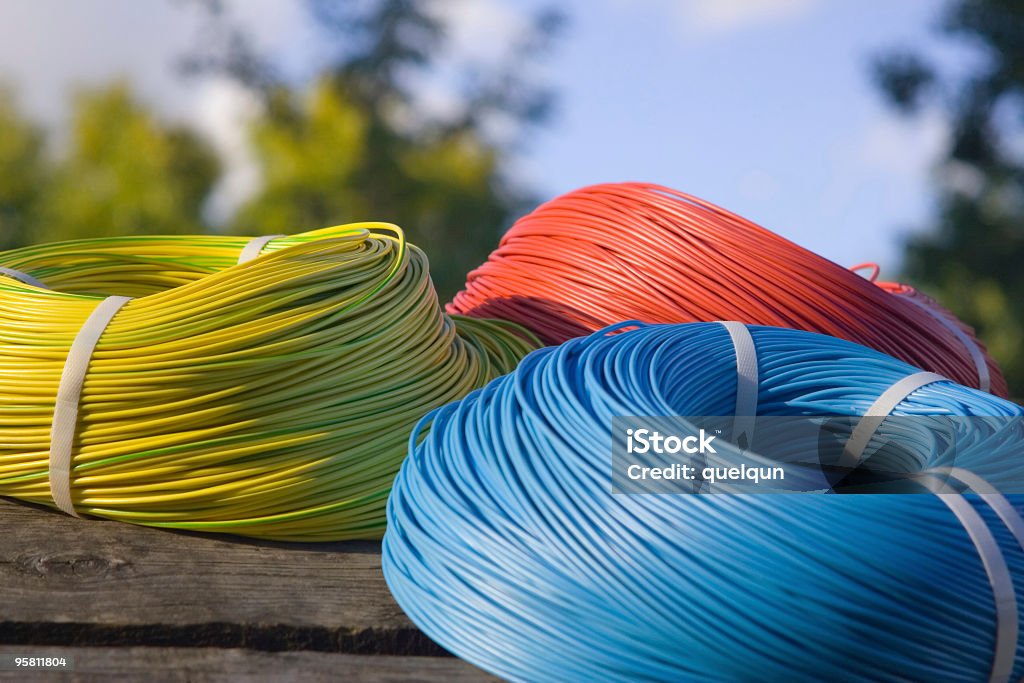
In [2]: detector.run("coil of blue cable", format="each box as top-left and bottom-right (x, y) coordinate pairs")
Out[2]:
(383, 322), (1024, 682)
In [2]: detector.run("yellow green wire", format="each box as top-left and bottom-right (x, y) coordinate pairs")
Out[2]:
(0, 224), (540, 541)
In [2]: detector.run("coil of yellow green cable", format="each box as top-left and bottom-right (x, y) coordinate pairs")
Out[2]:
(0, 223), (539, 541)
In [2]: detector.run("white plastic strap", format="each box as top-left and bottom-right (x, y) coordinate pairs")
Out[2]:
(901, 293), (991, 393)
(936, 467), (1024, 550)
(838, 372), (946, 470)
(0, 267), (48, 289)
(238, 234), (285, 264)
(918, 470), (1021, 683)
(49, 295), (132, 517)
(718, 321), (758, 446)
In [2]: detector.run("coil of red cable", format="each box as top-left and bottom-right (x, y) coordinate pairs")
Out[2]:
(448, 182), (1007, 397)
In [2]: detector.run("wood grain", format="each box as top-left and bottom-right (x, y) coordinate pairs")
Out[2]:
(0, 499), (442, 656)
(0, 647), (499, 682)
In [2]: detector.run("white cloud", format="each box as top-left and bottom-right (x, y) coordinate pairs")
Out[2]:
(0, 0), (313, 122)
(809, 107), (948, 271)
(429, 0), (527, 66)
(0, 0), (198, 126)
(189, 79), (264, 226)
(680, 0), (818, 33)
(408, 0), (537, 140)
(0, 0), (542, 218)
(0, 0), (316, 223)
(857, 108), (947, 180)
(616, 0), (819, 37)
(939, 160), (985, 198)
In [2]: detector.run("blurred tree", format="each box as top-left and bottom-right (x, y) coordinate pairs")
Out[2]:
(873, 0), (1024, 396)
(37, 82), (219, 242)
(0, 87), (48, 251)
(184, 0), (564, 299)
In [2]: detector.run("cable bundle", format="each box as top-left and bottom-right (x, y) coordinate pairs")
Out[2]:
(0, 224), (538, 540)
(383, 322), (1024, 682)
(449, 182), (1007, 396)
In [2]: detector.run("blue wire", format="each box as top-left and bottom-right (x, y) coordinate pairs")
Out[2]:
(383, 322), (1024, 682)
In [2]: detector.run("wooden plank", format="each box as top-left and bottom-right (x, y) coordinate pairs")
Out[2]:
(0, 498), (442, 655)
(0, 647), (499, 682)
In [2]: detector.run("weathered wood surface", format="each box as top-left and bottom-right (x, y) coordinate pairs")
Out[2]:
(0, 647), (499, 682)
(0, 498), (497, 681)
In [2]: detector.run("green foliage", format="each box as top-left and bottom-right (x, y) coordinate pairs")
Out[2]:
(189, 0), (562, 300)
(38, 83), (219, 242)
(232, 82), (369, 233)
(0, 87), (47, 251)
(389, 128), (508, 298)
(0, 0), (561, 303)
(231, 77), (514, 297)
(873, 0), (1024, 396)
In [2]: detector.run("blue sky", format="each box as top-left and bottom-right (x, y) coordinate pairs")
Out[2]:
(0, 0), (961, 275)
(521, 0), (962, 273)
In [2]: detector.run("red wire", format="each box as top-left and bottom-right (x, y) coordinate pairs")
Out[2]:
(449, 182), (1008, 397)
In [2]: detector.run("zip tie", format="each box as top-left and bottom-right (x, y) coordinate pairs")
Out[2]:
(693, 322), (759, 495)
(901, 293), (991, 393)
(838, 372), (946, 470)
(0, 267), (48, 289)
(917, 471), (1019, 683)
(932, 467), (1024, 550)
(718, 321), (758, 446)
(49, 295), (132, 517)
(238, 234), (285, 265)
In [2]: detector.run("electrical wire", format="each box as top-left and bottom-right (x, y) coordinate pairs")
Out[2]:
(0, 224), (539, 541)
(383, 322), (1024, 682)
(448, 182), (1007, 396)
